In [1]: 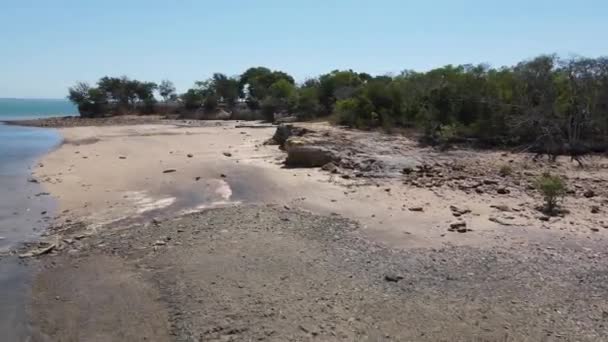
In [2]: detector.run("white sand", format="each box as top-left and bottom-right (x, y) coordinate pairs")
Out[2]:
(36, 121), (608, 249)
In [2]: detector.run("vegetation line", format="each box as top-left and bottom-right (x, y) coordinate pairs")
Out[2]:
(68, 54), (608, 152)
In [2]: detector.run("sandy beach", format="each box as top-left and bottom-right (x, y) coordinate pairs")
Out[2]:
(17, 119), (608, 341)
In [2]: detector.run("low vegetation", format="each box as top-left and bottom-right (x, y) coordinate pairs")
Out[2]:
(68, 54), (608, 153)
(535, 173), (567, 215)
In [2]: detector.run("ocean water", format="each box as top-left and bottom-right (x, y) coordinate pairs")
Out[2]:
(0, 98), (76, 248)
(0, 99), (77, 340)
(0, 98), (77, 120)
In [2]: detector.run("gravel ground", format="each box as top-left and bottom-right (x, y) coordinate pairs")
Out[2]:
(29, 205), (608, 341)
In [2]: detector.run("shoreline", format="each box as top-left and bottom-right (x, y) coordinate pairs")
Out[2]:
(16, 119), (608, 340)
(0, 122), (63, 341)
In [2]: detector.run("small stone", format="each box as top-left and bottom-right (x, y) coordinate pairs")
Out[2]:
(409, 207), (424, 212)
(449, 221), (468, 232)
(591, 206), (600, 214)
(450, 205), (471, 216)
(223, 152), (232, 157)
(490, 204), (511, 212)
(497, 187), (510, 194)
(590, 227), (600, 232)
(584, 190), (596, 198)
(195, 176), (201, 181)
(27, 178), (39, 183)
(321, 162), (338, 173)
(220, 174), (227, 178)
(187, 154), (193, 158)
(118, 156), (127, 159)
(163, 169), (176, 173)
(483, 179), (498, 185)
(384, 274), (404, 282)
(539, 216), (550, 222)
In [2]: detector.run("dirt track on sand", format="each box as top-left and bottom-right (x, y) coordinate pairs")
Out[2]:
(30, 206), (608, 341)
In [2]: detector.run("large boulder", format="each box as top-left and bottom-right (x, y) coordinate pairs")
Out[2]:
(268, 124), (310, 149)
(284, 138), (339, 167)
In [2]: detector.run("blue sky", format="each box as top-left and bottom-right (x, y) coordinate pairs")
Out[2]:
(1, 0), (606, 98)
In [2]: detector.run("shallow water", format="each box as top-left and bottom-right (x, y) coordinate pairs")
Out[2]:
(0, 123), (62, 250)
(0, 99), (74, 340)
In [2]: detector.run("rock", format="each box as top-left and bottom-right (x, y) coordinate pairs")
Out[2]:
(223, 152), (232, 157)
(187, 154), (193, 158)
(268, 124), (310, 149)
(490, 204), (511, 212)
(321, 162), (339, 173)
(163, 169), (177, 173)
(450, 205), (471, 217)
(195, 176), (201, 181)
(409, 207), (424, 212)
(384, 274), (404, 282)
(539, 216), (550, 222)
(590, 227), (600, 232)
(27, 178), (39, 183)
(118, 156), (127, 159)
(402, 166), (414, 175)
(591, 206), (600, 214)
(489, 217), (514, 226)
(18, 243), (56, 258)
(220, 174), (227, 178)
(284, 139), (338, 167)
(497, 187), (510, 195)
(584, 190), (596, 198)
(35, 192), (50, 197)
(449, 221), (467, 232)
(483, 179), (499, 185)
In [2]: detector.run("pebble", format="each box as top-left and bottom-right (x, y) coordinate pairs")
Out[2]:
(384, 274), (404, 282)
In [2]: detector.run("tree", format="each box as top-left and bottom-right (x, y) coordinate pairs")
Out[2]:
(240, 67), (295, 110)
(159, 80), (176, 102)
(180, 89), (204, 110)
(260, 79), (297, 121)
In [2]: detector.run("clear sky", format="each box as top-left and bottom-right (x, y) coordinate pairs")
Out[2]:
(1, 0), (606, 98)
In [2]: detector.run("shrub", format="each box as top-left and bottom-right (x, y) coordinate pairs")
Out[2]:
(499, 165), (513, 177)
(535, 173), (566, 214)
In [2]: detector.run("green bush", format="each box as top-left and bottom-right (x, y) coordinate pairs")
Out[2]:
(499, 165), (513, 177)
(535, 173), (566, 214)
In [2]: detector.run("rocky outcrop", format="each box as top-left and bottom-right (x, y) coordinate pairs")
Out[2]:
(266, 124), (311, 149)
(284, 138), (340, 167)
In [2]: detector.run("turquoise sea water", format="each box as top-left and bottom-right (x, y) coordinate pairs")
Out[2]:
(0, 98), (77, 120)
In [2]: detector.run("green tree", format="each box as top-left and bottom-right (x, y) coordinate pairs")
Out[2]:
(159, 80), (176, 102)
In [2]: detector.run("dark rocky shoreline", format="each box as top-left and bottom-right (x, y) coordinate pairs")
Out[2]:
(28, 205), (608, 341)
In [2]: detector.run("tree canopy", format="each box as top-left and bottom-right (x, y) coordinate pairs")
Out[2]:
(67, 54), (608, 150)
